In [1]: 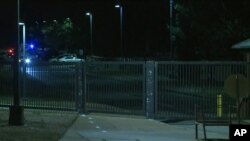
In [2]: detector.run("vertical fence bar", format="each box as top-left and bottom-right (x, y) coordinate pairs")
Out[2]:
(82, 61), (87, 113)
(142, 62), (146, 116)
(154, 62), (158, 119)
(75, 63), (80, 112)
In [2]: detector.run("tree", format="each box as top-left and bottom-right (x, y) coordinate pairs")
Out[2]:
(172, 0), (250, 60)
(57, 18), (74, 51)
(27, 18), (86, 55)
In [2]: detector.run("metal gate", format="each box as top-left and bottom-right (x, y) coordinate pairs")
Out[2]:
(84, 61), (145, 116)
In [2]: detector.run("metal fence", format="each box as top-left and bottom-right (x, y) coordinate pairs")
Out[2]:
(0, 62), (78, 111)
(0, 62), (13, 107)
(155, 61), (248, 120)
(85, 61), (145, 115)
(1, 61), (249, 120)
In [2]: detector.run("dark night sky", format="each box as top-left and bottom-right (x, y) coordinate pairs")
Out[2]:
(0, 0), (17, 48)
(0, 0), (168, 56)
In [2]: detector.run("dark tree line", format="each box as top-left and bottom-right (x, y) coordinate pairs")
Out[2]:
(26, 18), (87, 57)
(172, 0), (250, 60)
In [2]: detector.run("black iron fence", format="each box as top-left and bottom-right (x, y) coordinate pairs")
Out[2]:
(1, 61), (249, 120)
(155, 62), (247, 120)
(0, 62), (78, 111)
(0, 62), (13, 107)
(85, 61), (145, 115)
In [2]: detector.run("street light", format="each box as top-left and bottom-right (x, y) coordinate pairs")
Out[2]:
(18, 22), (26, 59)
(169, 0), (174, 59)
(86, 12), (93, 55)
(18, 22), (28, 108)
(115, 4), (123, 58)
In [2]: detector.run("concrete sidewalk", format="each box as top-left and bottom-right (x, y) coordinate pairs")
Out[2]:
(60, 113), (229, 141)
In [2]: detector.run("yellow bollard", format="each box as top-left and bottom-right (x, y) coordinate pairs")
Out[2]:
(217, 94), (222, 117)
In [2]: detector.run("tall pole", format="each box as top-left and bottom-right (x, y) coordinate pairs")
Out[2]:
(9, 0), (24, 126)
(90, 14), (93, 56)
(16, 0), (20, 107)
(115, 5), (123, 59)
(22, 24), (26, 100)
(120, 6), (123, 58)
(19, 23), (26, 58)
(169, 0), (174, 59)
(86, 13), (93, 56)
(19, 22), (26, 99)
(23, 25), (25, 58)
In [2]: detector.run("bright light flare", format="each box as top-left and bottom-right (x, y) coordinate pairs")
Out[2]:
(115, 5), (120, 8)
(29, 44), (34, 49)
(25, 58), (31, 64)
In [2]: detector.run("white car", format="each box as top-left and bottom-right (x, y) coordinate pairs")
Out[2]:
(58, 56), (83, 62)
(49, 54), (74, 62)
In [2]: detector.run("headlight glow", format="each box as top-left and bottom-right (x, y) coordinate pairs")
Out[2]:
(25, 58), (31, 64)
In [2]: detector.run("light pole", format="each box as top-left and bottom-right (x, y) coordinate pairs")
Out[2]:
(18, 22), (26, 59)
(115, 4), (123, 59)
(86, 12), (93, 56)
(18, 22), (27, 101)
(169, 0), (174, 59)
(9, 0), (24, 126)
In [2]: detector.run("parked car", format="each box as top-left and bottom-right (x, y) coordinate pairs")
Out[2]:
(49, 54), (83, 62)
(49, 54), (70, 62)
(58, 56), (83, 62)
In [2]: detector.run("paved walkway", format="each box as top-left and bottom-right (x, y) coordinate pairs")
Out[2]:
(60, 113), (229, 141)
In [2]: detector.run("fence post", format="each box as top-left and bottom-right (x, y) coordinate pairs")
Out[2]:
(75, 63), (80, 112)
(145, 61), (156, 119)
(76, 62), (85, 113)
(82, 61), (87, 113)
(23, 64), (26, 100)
